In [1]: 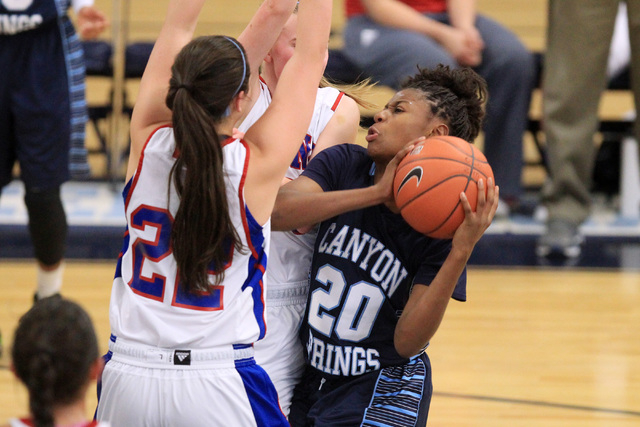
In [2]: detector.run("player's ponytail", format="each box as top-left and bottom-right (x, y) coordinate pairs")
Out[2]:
(167, 36), (249, 293)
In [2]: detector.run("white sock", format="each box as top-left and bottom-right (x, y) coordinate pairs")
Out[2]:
(37, 262), (64, 298)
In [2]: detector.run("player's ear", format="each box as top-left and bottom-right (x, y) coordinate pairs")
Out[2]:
(429, 123), (449, 137)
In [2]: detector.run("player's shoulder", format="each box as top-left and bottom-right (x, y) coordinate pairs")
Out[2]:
(315, 86), (343, 107)
(319, 143), (367, 161)
(309, 143), (372, 183)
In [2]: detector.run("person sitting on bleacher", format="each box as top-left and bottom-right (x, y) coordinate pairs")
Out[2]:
(340, 0), (535, 217)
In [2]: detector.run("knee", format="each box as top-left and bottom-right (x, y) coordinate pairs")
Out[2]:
(24, 186), (67, 266)
(497, 46), (537, 85)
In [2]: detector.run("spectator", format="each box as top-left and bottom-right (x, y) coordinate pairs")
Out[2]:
(341, 0), (535, 216)
(536, 0), (640, 258)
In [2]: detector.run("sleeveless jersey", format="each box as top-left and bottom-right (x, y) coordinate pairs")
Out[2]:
(8, 419), (109, 427)
(345, 0), (446, 17)
(299, 144), (466, 378)
(109, 126), (270, 349)
(238, 78), (346, 289)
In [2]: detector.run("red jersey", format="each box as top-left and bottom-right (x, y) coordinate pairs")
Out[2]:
(345, 0), (447, 17)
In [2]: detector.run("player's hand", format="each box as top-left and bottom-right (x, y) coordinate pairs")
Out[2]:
(378, 136), (426, 204)
(77, 6), (109, 40)
(452, 177), (499, 252)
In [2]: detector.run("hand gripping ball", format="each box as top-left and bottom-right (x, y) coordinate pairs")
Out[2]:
(393, 135), (494, 239)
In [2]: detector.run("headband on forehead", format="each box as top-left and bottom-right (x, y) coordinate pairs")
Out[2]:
(224, 36), (247, 99)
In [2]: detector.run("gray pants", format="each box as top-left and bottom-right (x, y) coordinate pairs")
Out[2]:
(543, 0), (640, 225)
(343, 13), (535, 200)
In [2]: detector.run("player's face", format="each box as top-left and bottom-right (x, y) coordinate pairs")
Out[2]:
(366, 89), (444, 163)
(269, 15), (297, 80)
(267, 14), (328, 81)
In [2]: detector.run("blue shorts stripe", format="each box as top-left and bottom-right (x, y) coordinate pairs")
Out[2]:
(235, 358), (289, 427)
(362, 354), (431, 427)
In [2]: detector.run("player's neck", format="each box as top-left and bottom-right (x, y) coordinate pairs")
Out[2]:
(50, 400), (88, 427)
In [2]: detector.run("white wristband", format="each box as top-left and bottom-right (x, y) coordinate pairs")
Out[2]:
(72, 0), (94, 15)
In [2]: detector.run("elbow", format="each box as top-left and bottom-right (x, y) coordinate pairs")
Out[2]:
(265, 0), (297, 17)
(393, 325), (435, 358)
(270, 207), (289, 231)
(394, 330), (431, 359)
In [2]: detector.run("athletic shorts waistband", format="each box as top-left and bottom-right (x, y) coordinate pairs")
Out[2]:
(108, 335), (255, 368)
(266, 280), (308, 306)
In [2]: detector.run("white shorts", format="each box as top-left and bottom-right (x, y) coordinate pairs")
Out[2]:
(254, 280), (308, 417)
(96, 337), (288, 427)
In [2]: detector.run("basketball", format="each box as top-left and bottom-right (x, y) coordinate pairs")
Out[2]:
(393, 135), (494, 239)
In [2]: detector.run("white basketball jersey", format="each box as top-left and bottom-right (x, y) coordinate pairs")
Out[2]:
(109, 126), (270, 349)
(239, 79), (346, 288)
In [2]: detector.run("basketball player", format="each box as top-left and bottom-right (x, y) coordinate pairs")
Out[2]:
(94, 0), (332, 425)
(0, 0), (107, 303)
(272, 65), (499, 426)
(4, 297), (107, 427)
(235, 7), (364, 417)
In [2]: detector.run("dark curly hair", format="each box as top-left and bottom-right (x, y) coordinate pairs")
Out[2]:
(12, 297), (99, 427)
(401, 64), (488, 142)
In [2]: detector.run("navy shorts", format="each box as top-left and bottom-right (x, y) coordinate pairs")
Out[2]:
(289, 352), (432, 427)
(0, 21), (71, 190)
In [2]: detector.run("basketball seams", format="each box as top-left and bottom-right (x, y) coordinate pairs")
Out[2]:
(392, 135), (493, 239)
(396, 174), (471, 210)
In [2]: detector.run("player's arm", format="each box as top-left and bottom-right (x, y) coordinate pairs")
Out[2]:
(237, 0), (298, 116)
(127, 0), (205, 181)
(271, 175), (387, 231)
(394, 178), (499, 358)
(242, 0), (332, 224)
(271, 141), (419, 231)
(311, 95), (361, 158)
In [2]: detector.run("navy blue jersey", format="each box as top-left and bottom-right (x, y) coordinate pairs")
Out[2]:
(0, 0), (66, 35)
(300, 143), (466, 378)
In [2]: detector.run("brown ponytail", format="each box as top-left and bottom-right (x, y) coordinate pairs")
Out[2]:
(166, 36), (250, 293)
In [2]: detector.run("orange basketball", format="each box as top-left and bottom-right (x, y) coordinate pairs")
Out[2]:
(393, 135), (494, 239)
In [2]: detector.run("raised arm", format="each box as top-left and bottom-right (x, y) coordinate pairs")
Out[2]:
(237, 0), (298, 115)
(126, 0), (205, 181)
(242, 0), (332, 224)
(394, 178), (499, 358)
